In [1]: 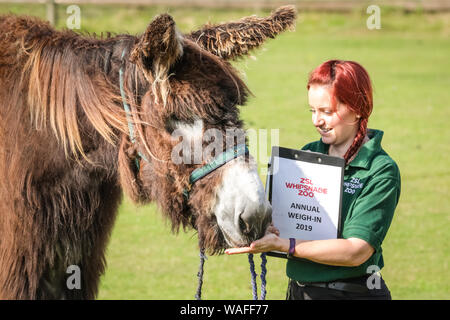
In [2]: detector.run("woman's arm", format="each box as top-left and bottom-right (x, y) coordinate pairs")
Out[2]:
(226, 233), (374, 267)
(282, 237), (374, 267)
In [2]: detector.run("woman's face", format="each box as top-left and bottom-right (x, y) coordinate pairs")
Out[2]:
(308, 84), (359, 150)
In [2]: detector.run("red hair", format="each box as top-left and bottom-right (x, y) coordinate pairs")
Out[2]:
(307, 60), (373, 164)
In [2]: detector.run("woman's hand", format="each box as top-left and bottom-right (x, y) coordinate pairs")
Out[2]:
(225, 225), (281, 255)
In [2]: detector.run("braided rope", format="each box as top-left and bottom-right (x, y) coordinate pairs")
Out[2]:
(248, 253), (268, 300)
(248, 253), (258, 299)
(195, 248), (207, 300)
(195, 250), (268, 300)
(260, 253), (267, 300)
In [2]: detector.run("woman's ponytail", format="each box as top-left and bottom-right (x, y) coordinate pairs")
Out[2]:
(343, 118), (368, 164)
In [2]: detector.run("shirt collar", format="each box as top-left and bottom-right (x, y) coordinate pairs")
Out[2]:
(317, 129), (384, 170)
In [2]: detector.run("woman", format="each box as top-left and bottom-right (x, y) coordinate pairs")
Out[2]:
(226, 60), (401, 300)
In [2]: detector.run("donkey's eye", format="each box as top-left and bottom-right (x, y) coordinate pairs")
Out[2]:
(164, 114), (186, 134)
(166, 117), (204, 140)
(164, 117), (178, 133)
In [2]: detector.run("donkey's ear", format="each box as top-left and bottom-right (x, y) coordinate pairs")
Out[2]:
(130, 14), (183, 80)
(188, 5), (296, 60)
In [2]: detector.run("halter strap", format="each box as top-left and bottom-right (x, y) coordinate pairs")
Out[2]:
(119, 48), (149, 170)
(183, 143), (249, 199)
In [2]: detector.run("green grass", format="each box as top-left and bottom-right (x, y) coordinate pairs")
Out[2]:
(1, 4), (448, 300)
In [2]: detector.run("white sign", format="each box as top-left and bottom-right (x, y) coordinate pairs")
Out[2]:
(267, 147), (344, 255)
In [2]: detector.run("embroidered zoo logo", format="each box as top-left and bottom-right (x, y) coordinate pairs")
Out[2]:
(285, 178), (328, 198)
(344, 177), (364, 194)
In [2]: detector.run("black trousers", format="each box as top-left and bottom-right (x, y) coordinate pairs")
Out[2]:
(286, 275), (392, 300)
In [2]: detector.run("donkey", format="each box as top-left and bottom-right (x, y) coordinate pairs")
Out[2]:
(0, 6), (296, 299)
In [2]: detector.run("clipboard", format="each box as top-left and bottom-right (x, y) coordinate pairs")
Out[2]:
(265, 146), (345, 260)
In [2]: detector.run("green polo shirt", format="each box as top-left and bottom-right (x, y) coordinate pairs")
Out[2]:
(286, 129), (401, 283)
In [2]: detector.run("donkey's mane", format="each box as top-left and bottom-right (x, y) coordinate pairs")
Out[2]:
(2, 15), (140, 159)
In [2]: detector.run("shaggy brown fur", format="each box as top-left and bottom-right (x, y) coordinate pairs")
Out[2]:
(0, 6), (296, 299)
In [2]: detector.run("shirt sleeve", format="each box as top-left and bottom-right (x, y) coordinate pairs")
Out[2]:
(342, 175), (401, 251)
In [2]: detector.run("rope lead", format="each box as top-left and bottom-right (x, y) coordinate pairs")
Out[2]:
(195, 248), (207, 300)
(248, 253), (268, 300)
(248, 253), (258, 299)
(195, 250), (268, 300)
(260, 253), (267, 300)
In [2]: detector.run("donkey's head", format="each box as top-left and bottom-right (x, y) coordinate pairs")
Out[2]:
(119, 6), (296, 253)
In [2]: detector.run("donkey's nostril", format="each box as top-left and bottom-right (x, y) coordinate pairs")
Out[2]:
(239, 215), (249, 234)
(239, 211), (256, 235)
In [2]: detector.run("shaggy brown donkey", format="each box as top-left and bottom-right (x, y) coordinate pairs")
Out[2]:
(0, 6), (296, 299)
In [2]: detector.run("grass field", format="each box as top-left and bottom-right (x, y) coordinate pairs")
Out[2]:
(1, 3), (449, 300)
